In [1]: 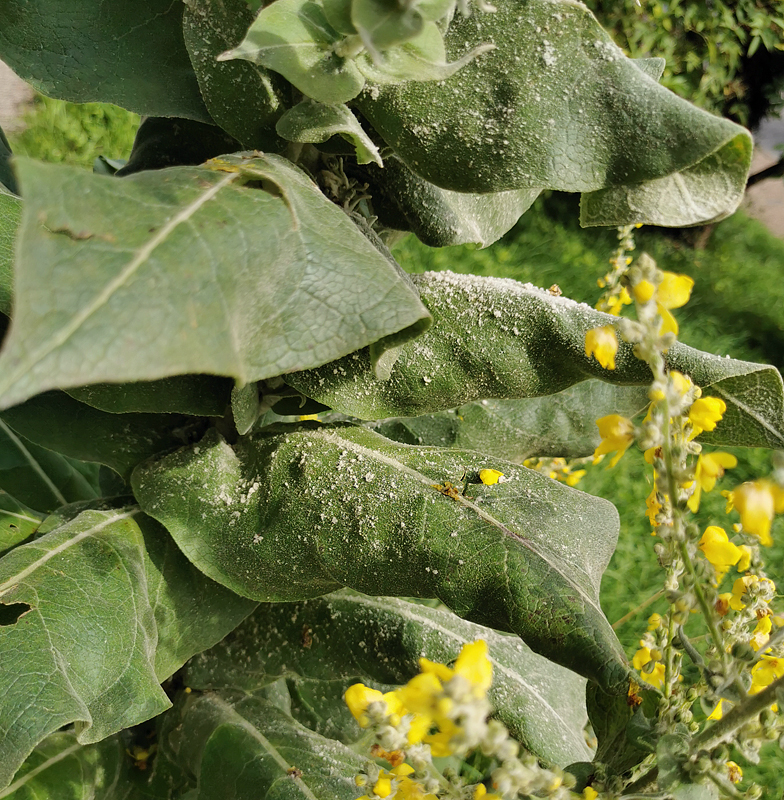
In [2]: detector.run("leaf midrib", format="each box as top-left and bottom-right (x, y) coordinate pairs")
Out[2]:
(1, 172), (237, 399)
(315, 429), (603, 617)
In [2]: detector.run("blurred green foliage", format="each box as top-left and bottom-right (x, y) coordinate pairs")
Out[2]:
(590, 0), (784, 125)
(8, 94), (138, 168)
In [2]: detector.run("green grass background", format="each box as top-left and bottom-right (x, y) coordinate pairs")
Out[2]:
(8, 95), (784, 796)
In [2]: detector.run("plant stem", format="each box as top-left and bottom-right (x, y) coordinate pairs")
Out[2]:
(692, 674), (784, 751)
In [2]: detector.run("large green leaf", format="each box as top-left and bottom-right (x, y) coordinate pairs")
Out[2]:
(0, 731), (129, 800)
(164, 692), (367, 800)
(364, 155), (539, 248)
(0, 491), (42, 558)
(182, 0), (286, 151)
(276, 100), (382, 166)
(286, 272), (784, 449)
(0, 187), (20, 317)
(580, 135), (752, 227)
(67, 375), (233, 417)
(372, 382), (651, 462)
(1, 391), (209, 481)
(0, 155), (430, 411)
(0, 419), (100, 513)
(0, 509), (255, 792)
(355, 0), (751, 225)
(0, 1), (209, 121)
(188, 591), (593, 767)
(133, 423), (629, 690)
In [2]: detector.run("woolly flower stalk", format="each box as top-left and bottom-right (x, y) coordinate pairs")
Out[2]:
(345, 641), (575, 800)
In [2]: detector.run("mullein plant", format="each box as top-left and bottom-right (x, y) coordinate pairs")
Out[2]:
(345, 235), (784, 800)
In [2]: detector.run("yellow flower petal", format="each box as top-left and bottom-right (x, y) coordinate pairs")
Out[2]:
(657, 272), (694, 309)
(733, 481), (776, 546)
(737, 545), (752, 573)
(708, 700), (725, 720)
(345, 684), (385, 726)
(698, 526), (742, 583)
(750, 614), (773, 651)
(632, 280), (656, 304)
(454, 640), (493, 694)
(479, 469), (504, 486)
(593, 415), (635, 468)
(657, 303), (679, 335)
(632, 646), (652, 670)
(418, 658), (453, 683)
(585, 325), (618, 370)
(688, 397), (726, 438)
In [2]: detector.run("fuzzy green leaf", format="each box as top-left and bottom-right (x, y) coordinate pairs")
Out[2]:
(165, 692), (367, 800)
(0, 491), (42, 558)
(355, 0), (751, 225)
(366, 155), (539, 248)
(0, 509), (255, 792)
(580, 134), (752, 227)
(188, 591), (593, 767)
(1, 391), (208, 481)
(0, 1), (209, 122)
(0, 155), (430, 411)
(182, 0), (287, 151)
(1, 731), (129, 800)
(0, 419), (100, 513)
(276, 100), (382, 166)
(133, 423), (628, 690)
(67, 375), (233, 417)
(0, 187), (20, 317)
(286, 272), (784, 449)
(371, 382), (651, 462)
(220, 0), (366, 105)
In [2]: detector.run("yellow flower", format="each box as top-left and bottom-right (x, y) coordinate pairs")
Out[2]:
(737, 545), (752, 573)
(645, 482), (662, 530)
(454, 639), (493, 695)
(670, 370), (693, 397)
(585, 325), (619, 370)
(699, 526), (742, 583)
(583, 789), (599, 800)
(345, 684), (403, 727)
(632, 646), (653, 670)
(479, 469), (504, 486)
(733, 480), (782, 546)
(688, 397), (726, 439)
(656, 272), (694, 335)
(751, 654), (784, 695)
(729, 575), (775, 611)
(687, 452), (737, 512)
(647, 613), (663, 631)
(644, 663), (666, 690)
(750, 613), (773, 652)
(708, 700), (725, 720)
(593, 415), (635, 467)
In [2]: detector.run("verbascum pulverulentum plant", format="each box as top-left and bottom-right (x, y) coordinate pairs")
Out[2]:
(0, 1), (782, 798)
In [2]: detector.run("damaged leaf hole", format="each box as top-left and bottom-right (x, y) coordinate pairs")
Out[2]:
(0, 602), (31, 626)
